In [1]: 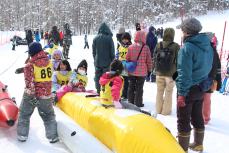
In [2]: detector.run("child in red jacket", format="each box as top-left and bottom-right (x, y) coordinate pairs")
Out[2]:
(99, 59), (151, 115)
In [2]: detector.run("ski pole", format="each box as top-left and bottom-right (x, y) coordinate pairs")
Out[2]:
(220, 21), (227, 60)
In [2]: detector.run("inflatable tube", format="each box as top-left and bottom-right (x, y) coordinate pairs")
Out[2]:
(0, 81), (18, 128)
(57, 92), (184, 153)
(55, 107), (112, 153)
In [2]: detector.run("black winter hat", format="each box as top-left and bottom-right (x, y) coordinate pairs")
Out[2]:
(77, 59), (88, 72)
(28, 42), (42, 57)
(110, 59), (123, 75)
(178, 18), (202, 35)
(121, 32), (131, 42)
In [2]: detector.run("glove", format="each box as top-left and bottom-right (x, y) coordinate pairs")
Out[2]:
(15, 67), (24, 74)
(177, 96), (186, 107)
(113, 101), (122, 109)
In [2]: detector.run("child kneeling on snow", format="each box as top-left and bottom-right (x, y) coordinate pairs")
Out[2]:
(99, 59), (150, 115)
(55, 59), (89, 103)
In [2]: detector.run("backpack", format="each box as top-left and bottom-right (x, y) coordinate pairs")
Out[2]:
(199, 43), (220, 92)
(155, 42), (175, 73)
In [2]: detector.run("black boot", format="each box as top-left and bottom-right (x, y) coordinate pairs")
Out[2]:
(189, 128), (204, 152)
(178, 132), (190, 152)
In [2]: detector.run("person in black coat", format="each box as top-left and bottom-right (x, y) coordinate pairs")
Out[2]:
(92, 22), (115, 94)
(146, 26), (158, 82)
(62, 23), (72, 59)
(26, 29), (34, 47)
(48, 26), (60, 45)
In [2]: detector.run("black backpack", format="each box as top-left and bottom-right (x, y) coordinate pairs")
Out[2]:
(155, 42), (175, 73)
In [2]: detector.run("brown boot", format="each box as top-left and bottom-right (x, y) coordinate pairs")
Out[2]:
(178, 132), (190, 152)
(189, 128), (204, 152)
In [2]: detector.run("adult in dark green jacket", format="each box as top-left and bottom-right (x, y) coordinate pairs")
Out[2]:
(176, 18), (213, 153)
(153, 28), (180, 115)
(92, 23), (115, 93)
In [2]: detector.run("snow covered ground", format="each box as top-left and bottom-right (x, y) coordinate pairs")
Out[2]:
(1, 10), (229, 153)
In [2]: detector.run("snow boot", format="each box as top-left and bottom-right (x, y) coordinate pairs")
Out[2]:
(17, 135), (28, 142)
(189, 128), (204, 152)
(49, 137), (59, 143)
(178, 132), (190, 152)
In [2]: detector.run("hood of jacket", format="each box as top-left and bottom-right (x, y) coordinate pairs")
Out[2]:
(134, 31), (146, 44)
(98, 23), (113, 36)
(163, 28), (175, 42)
(30, 51), (50, 67)
(184, 33), (211, 52)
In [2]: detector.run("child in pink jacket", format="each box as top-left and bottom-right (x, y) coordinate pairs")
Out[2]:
(99, 59), (151, 115)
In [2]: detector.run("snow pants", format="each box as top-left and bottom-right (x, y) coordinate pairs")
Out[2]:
(128, 76), (145, 107)
(121, 76), (129, 99)
(156, 76), (175, 115)
(177, 85), (205, 133)
(17, 93), (58, 140)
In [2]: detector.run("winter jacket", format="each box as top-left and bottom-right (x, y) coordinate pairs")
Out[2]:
(52, 71), (72, 92)
(176, 33), (213, 96)
(26, 30), (33, 45)
(35, 32), (40, 42)
(24, 51), (52, 98)
(146, 26), (158, 58)
(126, 31), (152, 76)
(49, 27), (60, 45)
(52, 59), (61, 71)
(69, 71), (88, 87)
(92, 23), (115, 68)
(99, 72), (123, 102)
(154, 28), (180, 76)
(63, 29), (72, 45)
(59, 31), (64, 40)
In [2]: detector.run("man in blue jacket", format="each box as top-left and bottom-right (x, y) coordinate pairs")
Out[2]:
(176, 18), (213, 152)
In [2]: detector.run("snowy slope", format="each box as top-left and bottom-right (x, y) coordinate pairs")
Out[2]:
(1, 10), (229, 153)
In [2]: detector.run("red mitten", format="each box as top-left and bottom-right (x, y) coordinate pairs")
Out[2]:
(177, 96), (186, 107)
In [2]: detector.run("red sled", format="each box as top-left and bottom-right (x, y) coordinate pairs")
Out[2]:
(0, 81), (19, 128)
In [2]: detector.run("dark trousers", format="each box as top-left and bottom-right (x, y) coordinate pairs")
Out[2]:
(177, 85), (205, 133)
(128, 76), (145, 107)
(94, 66), (110, 94)
(122, 76), (129, 99)
(63, 44), (70, 59)
(84, 42), (89, 49)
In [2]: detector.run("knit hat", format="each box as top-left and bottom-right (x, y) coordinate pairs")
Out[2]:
(28, 42), (42, 57)
(178, 18), (202, 35)
(118, 27), (125, 34)
(110, 59), (123, 75)
(77, 59), (88, 72)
